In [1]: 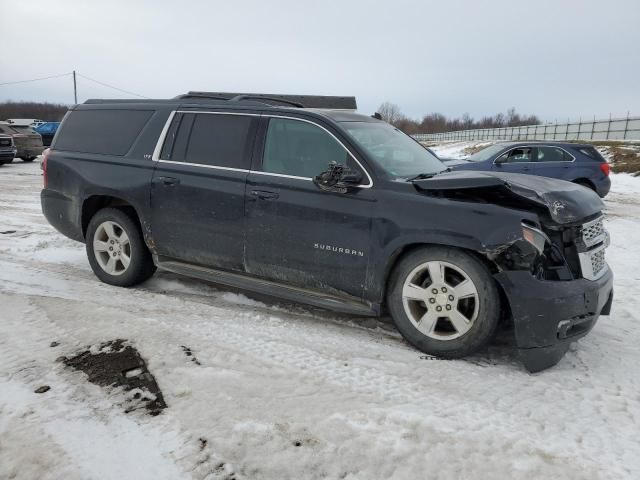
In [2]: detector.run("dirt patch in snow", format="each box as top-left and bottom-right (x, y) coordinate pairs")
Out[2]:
(62, 339), (167, 415)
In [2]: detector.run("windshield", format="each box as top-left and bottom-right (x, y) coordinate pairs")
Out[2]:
(466, 144), (508, 162)
(342, 122), (444, 178)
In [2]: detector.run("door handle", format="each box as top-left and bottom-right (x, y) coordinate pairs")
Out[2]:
(250, 190), (279, 200)
(153, 176), (180, 186)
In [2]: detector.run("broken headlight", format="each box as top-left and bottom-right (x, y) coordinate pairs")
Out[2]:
(521, 223), (549, 254)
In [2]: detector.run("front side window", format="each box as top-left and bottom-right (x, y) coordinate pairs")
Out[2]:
(537, 146), (571, 162)
(262, 118), (351, 178)
(497, 147), (533, 163)
(167, 113), (254, 169)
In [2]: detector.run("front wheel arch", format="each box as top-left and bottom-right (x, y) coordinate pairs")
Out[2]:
(379, 241), (498, 311)
(386, 245), (501, 358)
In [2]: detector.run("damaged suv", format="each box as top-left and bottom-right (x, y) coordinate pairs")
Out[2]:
(41, 92), (613, 372)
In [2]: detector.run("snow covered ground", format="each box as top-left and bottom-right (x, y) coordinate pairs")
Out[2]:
(1, 160), (639, 480)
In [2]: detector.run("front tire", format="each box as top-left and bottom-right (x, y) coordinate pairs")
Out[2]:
(85, 208), (156, 287)
(22, 157), (35, 162)
(387, 246), (500, 358)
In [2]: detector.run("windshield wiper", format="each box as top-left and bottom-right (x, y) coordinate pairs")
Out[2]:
(406, 168), (451, 182)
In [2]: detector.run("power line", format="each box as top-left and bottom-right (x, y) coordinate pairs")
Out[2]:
(76, 73), (150, 99)
(0, 72), (72, 86)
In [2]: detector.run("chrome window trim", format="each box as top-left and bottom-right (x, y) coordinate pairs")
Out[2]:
(150, 110), (374, 188)
(492, 145), (576, 165)
(156, 158), (249, 173)
(151, 110), (176, 161)
(262, 114), (373, 188)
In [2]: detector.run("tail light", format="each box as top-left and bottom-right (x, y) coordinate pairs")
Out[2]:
(42, 148), (50, 187)
(600, 163), (610, 176)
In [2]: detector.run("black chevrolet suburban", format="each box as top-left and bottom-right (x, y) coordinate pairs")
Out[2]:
(41, 92), (614, 372)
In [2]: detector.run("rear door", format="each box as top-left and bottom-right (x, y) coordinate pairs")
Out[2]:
(530, 145), (574, 180)
(150, 111), (258, 271)
(244, 116), (375, 299)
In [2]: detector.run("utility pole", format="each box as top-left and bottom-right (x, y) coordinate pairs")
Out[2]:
(73, 70), (77, 104)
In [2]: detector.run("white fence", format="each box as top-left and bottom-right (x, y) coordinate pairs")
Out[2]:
(412, 115), (640, 142)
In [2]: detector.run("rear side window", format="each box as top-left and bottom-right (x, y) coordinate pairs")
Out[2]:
(0, 125), (18, 134)
(164, 113), (254, 169)
(577, 146), (604, 161)
(536, 146), (571, 162)
(55, 109), (153, 156)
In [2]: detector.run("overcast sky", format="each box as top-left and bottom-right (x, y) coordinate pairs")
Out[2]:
(1, 0), (638, 121)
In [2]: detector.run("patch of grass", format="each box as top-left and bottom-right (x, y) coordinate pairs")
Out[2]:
(606, 146), (640, 174)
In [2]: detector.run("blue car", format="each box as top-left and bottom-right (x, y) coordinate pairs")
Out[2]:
(35, 122), (61, 147)
(446, 142), (611, 197)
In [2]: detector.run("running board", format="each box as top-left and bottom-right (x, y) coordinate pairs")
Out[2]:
(155, 258), (378, 316)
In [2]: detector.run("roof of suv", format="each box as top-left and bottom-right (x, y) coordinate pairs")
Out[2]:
(492, 140), (594, 148)
(80, 94), (380, 124)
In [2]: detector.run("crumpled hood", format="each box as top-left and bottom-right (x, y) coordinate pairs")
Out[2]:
(413, 170), (604, 224)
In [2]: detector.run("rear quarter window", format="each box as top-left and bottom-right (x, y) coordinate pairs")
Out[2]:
(55, 109), (154, 156)
(576, 146), (605, 162)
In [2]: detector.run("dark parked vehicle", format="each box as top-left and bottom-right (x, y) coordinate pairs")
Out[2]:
(0, 134), (17, 165)
(35, 122), (61, 147)
(443, 141), (611, 197)
(0, 122), (44, 161)
(41, 93), (613, 372)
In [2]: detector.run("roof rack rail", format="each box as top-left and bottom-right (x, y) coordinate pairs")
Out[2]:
(175, 92), (357, 110)
(229, 94), (304, 108)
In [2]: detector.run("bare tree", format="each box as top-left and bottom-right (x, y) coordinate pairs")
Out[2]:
(0, 101), (69, 122)
(377, 102), (404, 126)
(381, 104), (540, 135)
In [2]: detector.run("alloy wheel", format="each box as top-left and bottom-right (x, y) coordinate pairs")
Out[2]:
(93, 221), (131, 276)
(401, 260), (479, 340)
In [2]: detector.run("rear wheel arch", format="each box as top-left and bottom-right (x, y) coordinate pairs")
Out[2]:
(572, 178), (596, 192)
(81, 195), (142, 239)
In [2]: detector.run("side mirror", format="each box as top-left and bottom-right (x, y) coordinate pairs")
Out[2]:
(313, 162), (362, 193)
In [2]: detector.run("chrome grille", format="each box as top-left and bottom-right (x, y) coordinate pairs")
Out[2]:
(590, 249), (606, 277)
(581, 217), (605, 248)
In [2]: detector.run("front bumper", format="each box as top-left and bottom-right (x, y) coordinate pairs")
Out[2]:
(495, 267), (614, 372)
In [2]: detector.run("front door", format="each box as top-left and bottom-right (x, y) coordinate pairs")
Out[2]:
(150, 111), (258, 271)
(245, 116), (374, 299)
(492, 146), (535, 174)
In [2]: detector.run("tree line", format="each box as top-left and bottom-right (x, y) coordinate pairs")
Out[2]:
(0, 101), (69, 122)
(377, 102), (540, 135)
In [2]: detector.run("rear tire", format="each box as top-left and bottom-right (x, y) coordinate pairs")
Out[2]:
(387, 246), (500, 358)
(85, 208), (156, 287)
(22, 157), (35, 162)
